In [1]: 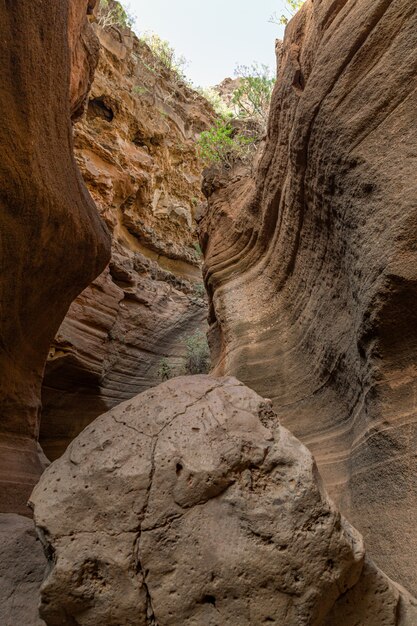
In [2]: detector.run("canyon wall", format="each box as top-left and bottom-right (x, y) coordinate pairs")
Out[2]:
(200, 0), (417, 593)
(0, 0), (110, 515)
(39, 23), (213, 460)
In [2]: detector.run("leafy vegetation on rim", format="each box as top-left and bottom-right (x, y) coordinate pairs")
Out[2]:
(269, 0), (306, 26)
(197, 62), (274, 167)
(97, 0), (134, 29)
(98, 3), (274, 168)
(196, 87), (234, 118)
(232, 64), (275, 123)
(140, 32), (189, 83)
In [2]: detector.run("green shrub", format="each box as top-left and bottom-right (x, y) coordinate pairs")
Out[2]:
(196, 63), (273, 167)
(132, 85), (148, 96)
(197, 118), (255, 167)
(157, 357), (172, 381)
(232, 64), (275, 123)
(97, 0), (134, 29)
(184, 331), (210, 375)
(193, 282), (206, 298)
(193, 242), (203, 258)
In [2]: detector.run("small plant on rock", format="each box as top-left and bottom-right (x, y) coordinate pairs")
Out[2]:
(197, 118), (256, 167)
(132, 85), (148, 96)
(193, 242), (203, 258)
(184, 331), (210, 375)
(157, 358), (172, 381)
(193, 282), (206, 299)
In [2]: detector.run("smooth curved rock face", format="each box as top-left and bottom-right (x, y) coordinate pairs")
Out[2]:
(0, 514), (46, 626)
(40, 25), (212, 460)
(200, 0), (417, 591)
(0, 1), (110, 514)
(31, 376), (417, 625)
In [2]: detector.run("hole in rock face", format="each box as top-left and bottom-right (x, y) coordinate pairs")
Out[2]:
(87, 96), (114, 121)
(176, 462), (183, 476)
(292, 69), (305, 92)
(201, 594), (216, 606)
(362, 182), (375, 195)
(133, 129), (147, 147)
(132, 129), (163, 150)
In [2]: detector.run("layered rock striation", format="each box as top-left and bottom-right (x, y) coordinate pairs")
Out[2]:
(31, 376), (417, 625)
(0, 0), (110, 515)
(40, 21), (213, 460)
(200, 0), (417, 592)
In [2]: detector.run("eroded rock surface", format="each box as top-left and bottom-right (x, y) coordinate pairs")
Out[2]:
(31, 376), (417, 625)
(69, 0), (100, 120)
(40, 23), (213, 460)
(200, 0), (417, 591)
(0, 514), (47, 626)
(0, 0), (110, 514)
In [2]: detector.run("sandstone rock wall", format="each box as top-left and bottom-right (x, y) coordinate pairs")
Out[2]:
(31, 376), (417, 625)
(40, 24), (213, 460)
(0, 0), (110, 515)
(200, 0), (417, 593)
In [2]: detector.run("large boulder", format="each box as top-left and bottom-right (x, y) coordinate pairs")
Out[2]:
(30, 376), (417, 625)
(199, 0), (417, 592)
(0, 0), (110, 514)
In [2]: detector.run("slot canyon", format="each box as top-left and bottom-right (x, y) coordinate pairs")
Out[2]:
(0, 1), (416, 624)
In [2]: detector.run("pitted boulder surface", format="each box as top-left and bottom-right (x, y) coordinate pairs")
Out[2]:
(31, 376), (417, 625)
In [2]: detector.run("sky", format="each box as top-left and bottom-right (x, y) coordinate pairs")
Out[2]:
(127, 0), (288, 87)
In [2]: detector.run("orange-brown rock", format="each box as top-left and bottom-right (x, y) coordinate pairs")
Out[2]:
(0, 1), (110, 515)
(69, 0), (101, 120)
(200, 0), (417, 593)
(40, 23), (213, 460)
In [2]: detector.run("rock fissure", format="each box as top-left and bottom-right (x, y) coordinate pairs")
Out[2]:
(135, 437), (158, 625)
(110, 414), (153, 439)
